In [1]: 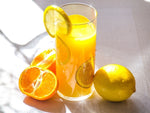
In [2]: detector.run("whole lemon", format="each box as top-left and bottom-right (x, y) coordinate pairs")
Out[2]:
(94, 64), (136, 102)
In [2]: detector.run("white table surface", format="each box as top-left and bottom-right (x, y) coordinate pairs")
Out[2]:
(0, 0), (150, 113)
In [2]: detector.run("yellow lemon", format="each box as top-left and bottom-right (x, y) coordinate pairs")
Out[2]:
(94, 64), (136, 102)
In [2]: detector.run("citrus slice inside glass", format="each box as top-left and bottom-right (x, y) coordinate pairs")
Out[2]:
(76, 58), (94, 88)
(18, 67), (58, 100)
(43, 5), (71, 37)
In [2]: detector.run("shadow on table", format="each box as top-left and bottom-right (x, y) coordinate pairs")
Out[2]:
(23, 92), (150, 113)
(24, 94), (66, 113)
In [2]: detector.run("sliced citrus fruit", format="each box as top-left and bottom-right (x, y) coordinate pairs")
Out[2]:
(30, 49), (56, 74)
(56, 36), (71, 65)
(19, 66), (58, 100)
(76, 57), (95, 88)
(47, 60), (56, 75)
(43, 5), (72, 37)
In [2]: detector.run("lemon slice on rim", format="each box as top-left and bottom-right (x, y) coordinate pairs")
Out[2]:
(43, 5), (72, 37)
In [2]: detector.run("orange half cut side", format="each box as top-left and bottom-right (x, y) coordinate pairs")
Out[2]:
(19, 67), (58, 100)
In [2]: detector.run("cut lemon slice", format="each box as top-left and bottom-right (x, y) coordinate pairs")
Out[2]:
(76, 58), (95, 88)
(43, 5), (72, 37)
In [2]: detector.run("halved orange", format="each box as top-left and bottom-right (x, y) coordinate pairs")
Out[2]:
(30, 49), (56, 74)
(18, 66), (58, 100)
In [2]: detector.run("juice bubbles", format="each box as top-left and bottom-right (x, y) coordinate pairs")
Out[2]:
(56, 12), (97, 100)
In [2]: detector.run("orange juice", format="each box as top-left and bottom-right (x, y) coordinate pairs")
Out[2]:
(43, 3), (97, 101)
(55, 3), (97, 101)
(56, 13), (96, 100)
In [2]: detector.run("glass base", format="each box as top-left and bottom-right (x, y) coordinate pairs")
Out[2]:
(57, 86), (94, 101)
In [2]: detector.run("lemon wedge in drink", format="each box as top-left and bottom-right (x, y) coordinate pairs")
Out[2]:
(43, 5), (72, 37)
(76, 58), (95, 88)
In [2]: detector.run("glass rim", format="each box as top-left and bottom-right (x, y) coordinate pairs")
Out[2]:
(61, 2), (97, 26)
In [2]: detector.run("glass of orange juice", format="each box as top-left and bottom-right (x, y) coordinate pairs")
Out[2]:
(56, 3), (97, 101)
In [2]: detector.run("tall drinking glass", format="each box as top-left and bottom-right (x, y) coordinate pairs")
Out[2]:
(56, 3), (97, 101)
